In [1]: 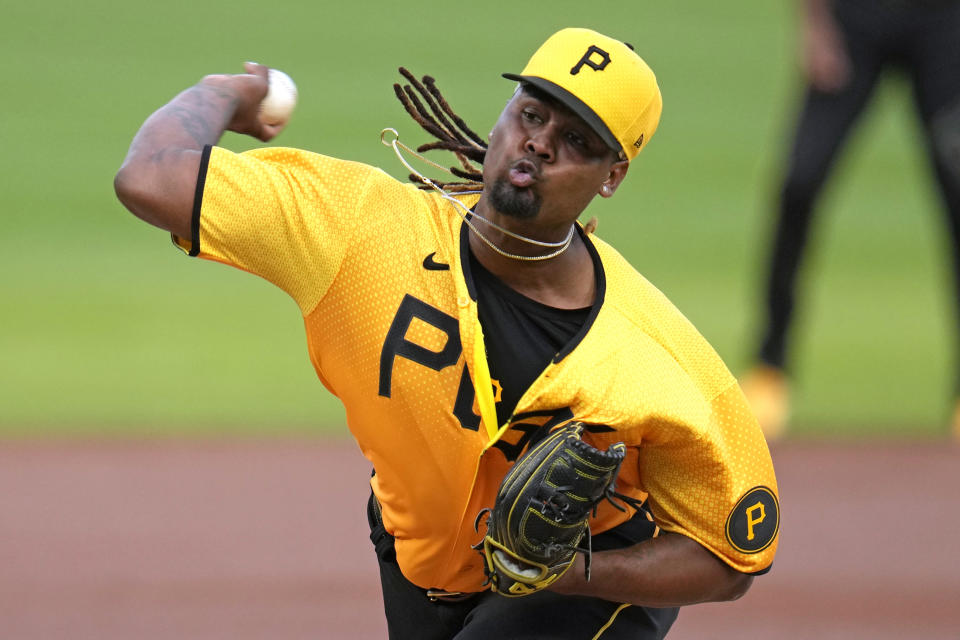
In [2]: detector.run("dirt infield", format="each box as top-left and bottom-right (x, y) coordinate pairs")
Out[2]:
(1, 438), (957, 639)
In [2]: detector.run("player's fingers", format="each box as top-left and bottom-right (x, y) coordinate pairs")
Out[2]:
(257, 121), (284, 142)
(244, 61), (269, 79)
(201, 73), (232, 84)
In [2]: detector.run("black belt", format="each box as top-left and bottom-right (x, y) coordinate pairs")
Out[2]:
(425, 589), (479, 603)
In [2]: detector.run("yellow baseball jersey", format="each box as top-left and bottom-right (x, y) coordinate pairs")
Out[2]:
(174, 144), (779, 593)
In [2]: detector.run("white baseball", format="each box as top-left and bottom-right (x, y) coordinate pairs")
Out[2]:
(259, 68), (298, 126)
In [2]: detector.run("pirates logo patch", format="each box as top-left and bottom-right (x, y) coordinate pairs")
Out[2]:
(725, 486), (779, 554)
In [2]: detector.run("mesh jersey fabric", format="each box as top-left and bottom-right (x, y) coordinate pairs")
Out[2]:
(173, 144), (779, 592)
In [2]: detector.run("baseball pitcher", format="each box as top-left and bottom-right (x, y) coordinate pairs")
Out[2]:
(115, 27), (779, 639)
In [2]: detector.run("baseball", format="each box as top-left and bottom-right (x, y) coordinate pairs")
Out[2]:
(259, 68), (298, 126)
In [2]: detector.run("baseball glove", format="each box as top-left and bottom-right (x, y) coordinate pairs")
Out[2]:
(474, 421), (636, 597)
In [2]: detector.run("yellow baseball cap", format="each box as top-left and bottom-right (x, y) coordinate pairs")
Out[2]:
(503, 27), (662, 161)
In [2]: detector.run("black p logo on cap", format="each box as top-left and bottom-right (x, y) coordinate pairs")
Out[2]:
(571, 46), (611, 75)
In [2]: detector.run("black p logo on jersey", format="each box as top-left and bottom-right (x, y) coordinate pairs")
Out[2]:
(725, 486), (779, 554)
(571, 46), (611, 75)
(379, 295), (461, 398)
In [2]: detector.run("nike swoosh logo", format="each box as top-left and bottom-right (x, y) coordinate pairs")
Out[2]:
(423, 252), (450, 271)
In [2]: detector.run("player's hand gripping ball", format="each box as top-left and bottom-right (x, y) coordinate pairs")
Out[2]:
(475, 422), (630, 597)
(259, 68), (298, 126)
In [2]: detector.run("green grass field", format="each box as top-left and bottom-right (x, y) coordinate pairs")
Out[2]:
(2, 1), (955, 437)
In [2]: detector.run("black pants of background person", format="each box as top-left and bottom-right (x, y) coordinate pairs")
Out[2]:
(367, 493), (680, 640)
(757, 0), (960, 385)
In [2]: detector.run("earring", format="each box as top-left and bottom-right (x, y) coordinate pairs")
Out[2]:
(602, 185), (612, 195)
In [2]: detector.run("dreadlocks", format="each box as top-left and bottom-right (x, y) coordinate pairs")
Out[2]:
(393, 67), (488, 192)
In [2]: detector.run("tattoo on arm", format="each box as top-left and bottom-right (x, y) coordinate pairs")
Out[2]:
(168, 105), (217, 145)
(172, 84), (240, 145)
(133, 83), (240, 163)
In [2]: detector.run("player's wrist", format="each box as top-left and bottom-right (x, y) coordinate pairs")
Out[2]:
(546, 554), (588, 595)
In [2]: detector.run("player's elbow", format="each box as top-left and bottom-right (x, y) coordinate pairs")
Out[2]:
(115, 164), (158, 220)
(114, 165), (143, 215)
(114, 164), (191, 238)
(712, 570), (753, 602)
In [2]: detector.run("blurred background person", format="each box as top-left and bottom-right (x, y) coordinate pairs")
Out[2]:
(740, 0), (960, 439)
